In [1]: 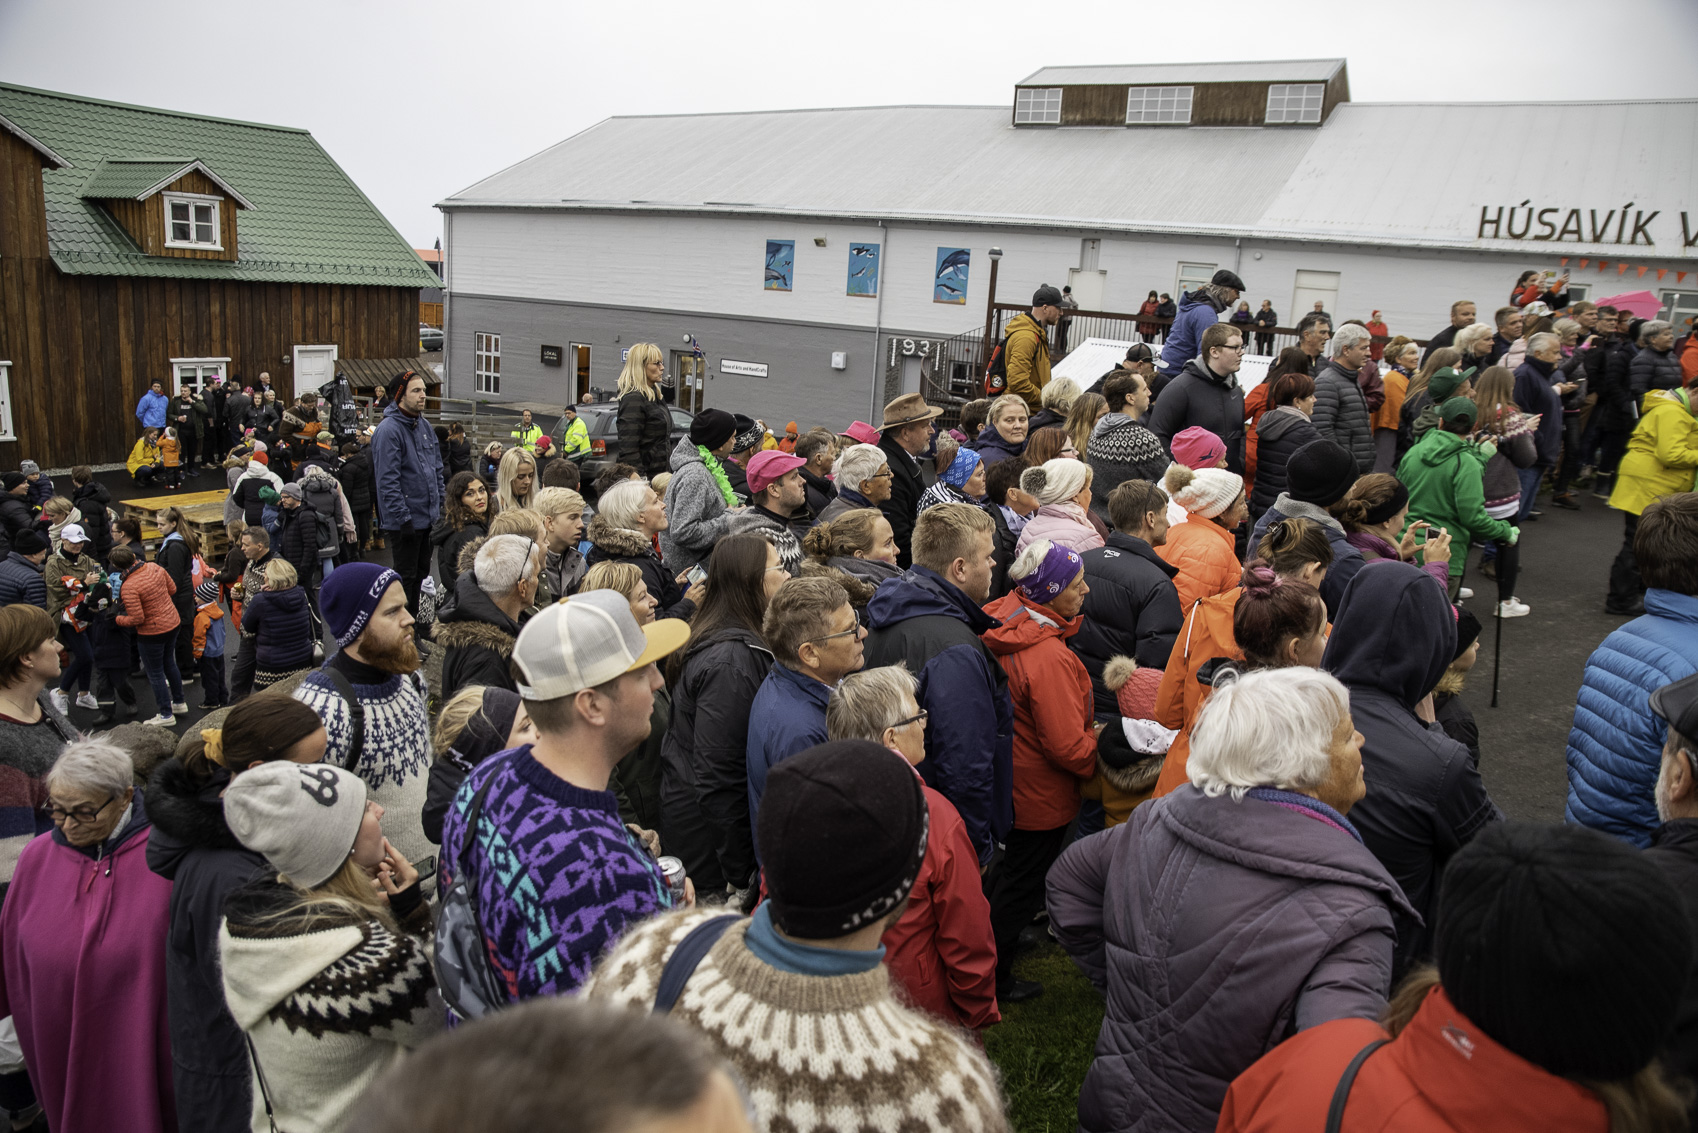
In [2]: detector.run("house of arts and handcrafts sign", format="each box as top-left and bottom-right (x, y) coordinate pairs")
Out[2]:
(1477, 204), (1698, 248)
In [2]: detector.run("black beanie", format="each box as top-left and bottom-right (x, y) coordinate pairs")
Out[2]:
(1285, 439), (1357, 507)
(1436, 822), (1692, 1080)
(757, 741), (929, 939)
(688, 408), (737, 450)
(1451, 605), (1482, 661)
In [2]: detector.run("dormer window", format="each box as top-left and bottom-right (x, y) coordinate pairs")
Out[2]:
(1265, 84), (1324, 124)
(1014, 88), (1063, 125)
(1126, 86), (1193, 125)
(164, 192), (221, 249)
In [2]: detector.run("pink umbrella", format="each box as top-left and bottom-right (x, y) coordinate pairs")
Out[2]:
(1594, 290), (1663, 320)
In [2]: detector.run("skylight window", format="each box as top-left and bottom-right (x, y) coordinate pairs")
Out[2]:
(1014, 88), (1062, 125)
(1126, 86), (1193, 125)
(1265, 84), (1324, 124)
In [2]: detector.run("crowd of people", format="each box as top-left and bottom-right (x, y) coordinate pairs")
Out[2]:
(0, 275), (1694, 1133)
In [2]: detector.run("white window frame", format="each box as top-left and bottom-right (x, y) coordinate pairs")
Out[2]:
(1126, 86), (1193, 125)
(1265, 83), (1324, 124)
(0, 362), (13, 442)
(1176, 262), (1217, 300)
(1014, 87), (1062, 125)
(475, 332), (501, 395)
(168, 357), (230, 395)
(162, 191), (223, 250)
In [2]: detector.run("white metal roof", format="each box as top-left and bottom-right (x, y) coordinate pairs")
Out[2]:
(1018, 59), (1345, 87)
(442, 97), (1698, 257)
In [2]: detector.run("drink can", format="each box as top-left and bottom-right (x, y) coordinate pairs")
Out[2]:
(657, 855), (688, 905)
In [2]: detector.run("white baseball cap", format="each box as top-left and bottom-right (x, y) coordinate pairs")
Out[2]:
(59, 524), (88, 546)
(513, 589), (689, 701)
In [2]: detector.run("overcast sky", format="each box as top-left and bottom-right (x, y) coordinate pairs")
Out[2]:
(4, 0), (1695, 247)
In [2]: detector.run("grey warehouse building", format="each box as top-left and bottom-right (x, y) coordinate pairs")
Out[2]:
(437, 58), (1698, 427)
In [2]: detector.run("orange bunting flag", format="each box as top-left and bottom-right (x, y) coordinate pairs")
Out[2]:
(1638, 266), (1649, 278)
(1579, 259), (1590, 269)
(1657, 269), (1668, 282)
(1598, 261), (1609, 271)
(1560, 257), (1570, 267)
(1618, 263), (1630, 276)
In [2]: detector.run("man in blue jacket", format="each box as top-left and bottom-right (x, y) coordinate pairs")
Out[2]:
(1568, 493), (1698, 847)
(370, 370), (443, 616)
(744, 577), (866, 837)
(135, 380), (169, 431)
(862, 502), (1014, 868)
(1155, 269), (1244, 396)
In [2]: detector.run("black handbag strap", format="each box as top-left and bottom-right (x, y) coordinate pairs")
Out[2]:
(1324, 1038), (1389, 1133)
(653, 915), (740, 1014)
(320, 665), (365, 771)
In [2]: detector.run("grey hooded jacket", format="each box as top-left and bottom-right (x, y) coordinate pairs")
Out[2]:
(1047, 784), (1417, 1133)
(660, 436), (742, 572)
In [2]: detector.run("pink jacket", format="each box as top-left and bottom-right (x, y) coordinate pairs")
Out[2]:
(1016, 502), (1104, 555)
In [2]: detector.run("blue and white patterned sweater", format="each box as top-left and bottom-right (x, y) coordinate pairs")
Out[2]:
(293, 657), (435, 875)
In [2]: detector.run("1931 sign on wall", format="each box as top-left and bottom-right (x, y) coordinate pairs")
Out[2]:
(541, 344), (563, 366)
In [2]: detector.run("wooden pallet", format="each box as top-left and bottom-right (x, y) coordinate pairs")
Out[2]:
(120, 489), (228, 522)
(126, 494), (232, 559)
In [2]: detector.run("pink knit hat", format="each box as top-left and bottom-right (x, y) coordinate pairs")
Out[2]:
(844, 421), (882, 446)
(1104, 656), (1162, 719)
(1170, 426), (1227, 470)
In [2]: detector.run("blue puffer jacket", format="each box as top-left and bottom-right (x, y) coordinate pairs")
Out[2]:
(1157, 290), (1227, 377)
(1567, 589), (1698, 847)
(370, 403), (443, 532)
(744, 662), (832, 830)
(863, 566), (1014, 865)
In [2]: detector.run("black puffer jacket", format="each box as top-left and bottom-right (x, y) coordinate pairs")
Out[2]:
(1144, 358), (1246, 475)
(0, 493), (33, 560)
(1632, 345), (1683, 399)
(584, 516), (696, 621)
(660, 624), (774, 891)
(1311, 359), (1375, 475)
(1250, 406), (1324, 520)
(431, 569), (522, 695)
(616, 390), (671, 476)
(274, 504), (319, 584)
(799, 466), (837, 517)
(1322, 562), (1501, 978)
(429, 516), (486, 590)
(336, 449), (375, 515)
(1071, 532), (1184, 714)
(145, 758), (268, 1133)
(71, 480), (114, 561)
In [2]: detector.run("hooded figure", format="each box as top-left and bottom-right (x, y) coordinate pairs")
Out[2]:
(1322, 562), (1501, 976)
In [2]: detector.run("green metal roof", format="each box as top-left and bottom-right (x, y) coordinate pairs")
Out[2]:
(0, 83), (438, 288)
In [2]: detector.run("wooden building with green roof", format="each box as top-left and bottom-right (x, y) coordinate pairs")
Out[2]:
(0, 82), (440, 466)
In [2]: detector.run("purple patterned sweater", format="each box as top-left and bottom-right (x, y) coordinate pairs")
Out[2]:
(440, 745), (673, 1002)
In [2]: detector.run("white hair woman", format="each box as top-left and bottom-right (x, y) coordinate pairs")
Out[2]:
(816, 443), (892, 524)
(585, 479), (702, 621)
(219, 761), (439, 1133)
(1048, 665), (1414, 1132)
(0, 739), (175, 1133)
(1029, 375), (1082, 433)
(615, 342), (672, 476)
(435, 533), (543, 694)
(1454, 322), (1496, 374)
(1015, 458), (1104, 554)
(824, 664), (998, 1030)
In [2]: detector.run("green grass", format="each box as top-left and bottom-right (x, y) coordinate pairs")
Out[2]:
(983, 943), (1103, 1132)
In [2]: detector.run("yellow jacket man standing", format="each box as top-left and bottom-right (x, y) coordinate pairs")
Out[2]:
(510, 408), (543, 453)
(1005, 285), (1063, 412)
(556, 406), (591, 459)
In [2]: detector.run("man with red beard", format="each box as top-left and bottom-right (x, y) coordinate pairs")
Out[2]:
(292, 562), (436, 884)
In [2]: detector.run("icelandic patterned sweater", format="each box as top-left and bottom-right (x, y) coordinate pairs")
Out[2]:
(440, 746), (674, 1002)
(293, 652), (435, 875)
(220, 880), (442, 1133)
(581, 908), (1010, 1133)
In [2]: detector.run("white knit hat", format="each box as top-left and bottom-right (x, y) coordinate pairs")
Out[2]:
(1020, 458), (1092, 507)
(224, 762), (367, 888)
(1163, 462), (1243, 520)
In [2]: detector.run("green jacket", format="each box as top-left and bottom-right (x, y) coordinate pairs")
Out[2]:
(1397, 428), (1514, 577)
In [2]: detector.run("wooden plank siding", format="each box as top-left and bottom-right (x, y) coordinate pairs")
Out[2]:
(97, 168), (239, 260)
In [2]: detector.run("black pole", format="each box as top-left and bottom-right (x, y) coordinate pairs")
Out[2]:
(1490, 591), (1504, 709)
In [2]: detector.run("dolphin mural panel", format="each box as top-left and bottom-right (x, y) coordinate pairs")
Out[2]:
(847, 242), (880, 297)
(934, 246), (969, 304)
(765, 240), (794, 291)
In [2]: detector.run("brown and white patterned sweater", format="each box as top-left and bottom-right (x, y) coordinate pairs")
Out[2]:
(580, 908), (1010, 1133)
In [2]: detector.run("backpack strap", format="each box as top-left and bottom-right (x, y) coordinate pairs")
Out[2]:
(1324, 1037), (1389, 1133)
(652, 915), (740, 1014)
(320, 665), (365, 771)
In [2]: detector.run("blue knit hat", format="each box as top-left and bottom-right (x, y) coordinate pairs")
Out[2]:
(319, 562), (401, 647)
(940, 446), (983, 490)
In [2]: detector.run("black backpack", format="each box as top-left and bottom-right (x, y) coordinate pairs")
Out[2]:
(983, 332), (1011, 396)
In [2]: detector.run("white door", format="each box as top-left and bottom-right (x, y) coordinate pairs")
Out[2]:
(1291, 271), (1341, 324)
(293, 345), (338, 399)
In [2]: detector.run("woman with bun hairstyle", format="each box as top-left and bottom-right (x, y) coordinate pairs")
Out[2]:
(220, 761), (441, 1133)
(1016, 459), (1104, 555)
(802, 507), (902, 589)
(1337, 473), (1453, 591)
(1151, 518), (1334, 799)
(146, 694), (330, 1133)
(1249, 437), (1366, 618)
(1157, 462), (1248, 613)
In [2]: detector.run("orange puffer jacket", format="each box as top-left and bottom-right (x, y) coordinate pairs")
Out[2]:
(1156, 514), (1241, 614)
(115, 562), (180, 635)
(1151, 587), (1242, 799)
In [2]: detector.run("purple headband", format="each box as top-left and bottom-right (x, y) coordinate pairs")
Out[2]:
(1016, 542), (1082, 603)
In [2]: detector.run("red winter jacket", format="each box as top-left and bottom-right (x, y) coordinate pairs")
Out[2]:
(1216, 985), (1609, 1133)
(114, 562), (180, 636)
(881, 776), (1000, 1030)
(982, 590), (1097, 831)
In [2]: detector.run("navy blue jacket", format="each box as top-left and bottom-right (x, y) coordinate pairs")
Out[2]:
(862, 566), (1014, 864)
(1324, 562), (1500, 976)
(0, 552), (45, 607)
(240, 586), (315, 668)
(1567, 589), (1698, 847)
(744, 662), (832, 828)
(1158, 290), (1228, 378)
(1512, 357), (1565, 468)
(371, 403), (443, 532)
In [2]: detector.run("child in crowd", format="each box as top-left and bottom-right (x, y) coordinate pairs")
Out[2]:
(19, 461), (53, 512)
(88, 547), (139, 725)
(159, 427), (183, 489)
(192, 578), (229, 710)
